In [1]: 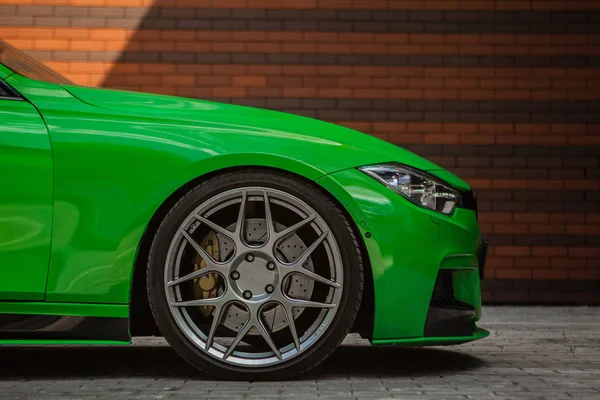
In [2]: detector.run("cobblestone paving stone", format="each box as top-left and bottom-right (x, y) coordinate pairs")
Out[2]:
(0, 307), (598, 399)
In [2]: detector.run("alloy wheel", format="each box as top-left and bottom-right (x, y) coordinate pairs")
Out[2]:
(163, 187), (344, 367)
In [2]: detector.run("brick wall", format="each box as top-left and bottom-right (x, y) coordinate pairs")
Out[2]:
(1, 0), (599, 303)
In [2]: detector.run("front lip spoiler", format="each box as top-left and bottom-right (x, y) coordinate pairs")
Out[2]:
(371, 328), (489, 346)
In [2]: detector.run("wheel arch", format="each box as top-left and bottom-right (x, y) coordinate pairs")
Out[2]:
(129, 165), (374, 340)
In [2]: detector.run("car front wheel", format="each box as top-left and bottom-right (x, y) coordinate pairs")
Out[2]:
(147, 170), (364, 380)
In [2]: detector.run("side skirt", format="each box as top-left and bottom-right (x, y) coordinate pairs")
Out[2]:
(0, 302), (130, 344)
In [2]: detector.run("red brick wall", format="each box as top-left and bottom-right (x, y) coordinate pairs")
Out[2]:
(1, 0), (599, 303)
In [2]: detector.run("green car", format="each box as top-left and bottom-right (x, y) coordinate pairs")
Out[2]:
(0, 39), (488, 380)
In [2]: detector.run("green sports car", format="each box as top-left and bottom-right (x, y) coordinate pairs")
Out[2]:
(0, 39), (488, 380)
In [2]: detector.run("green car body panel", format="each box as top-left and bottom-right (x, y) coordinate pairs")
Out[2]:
(0, 68), (487, 345)
(0, 97), (53, 301)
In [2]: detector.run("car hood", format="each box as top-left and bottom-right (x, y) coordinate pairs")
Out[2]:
(62, 85), (470, 191)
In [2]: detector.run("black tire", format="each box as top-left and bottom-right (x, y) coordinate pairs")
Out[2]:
(147, 169), (364, 380)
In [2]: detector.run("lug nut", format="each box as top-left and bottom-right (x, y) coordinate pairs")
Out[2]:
(265, 284), (275, 294)
(230, 271), (240, 280)
(266, 261), (276, 271)
(245, 253), (254, 262)
(243, 290), (253, 299)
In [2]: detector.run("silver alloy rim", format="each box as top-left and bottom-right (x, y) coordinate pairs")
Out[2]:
(164, 187), (344, 367)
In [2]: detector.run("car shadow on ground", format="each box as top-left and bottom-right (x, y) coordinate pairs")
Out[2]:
(0, 344), (485, 380)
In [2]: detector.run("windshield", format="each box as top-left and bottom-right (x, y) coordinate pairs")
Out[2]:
(0, 39), (72, 85)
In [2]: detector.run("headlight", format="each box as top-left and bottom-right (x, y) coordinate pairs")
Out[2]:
(359, 163), (461, 215)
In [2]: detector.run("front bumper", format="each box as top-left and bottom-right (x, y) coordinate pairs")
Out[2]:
(317, 168), (487, 343)
(377, 240), (490, 346)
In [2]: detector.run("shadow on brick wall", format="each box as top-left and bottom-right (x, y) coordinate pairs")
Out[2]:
(102, 1), (600, 304)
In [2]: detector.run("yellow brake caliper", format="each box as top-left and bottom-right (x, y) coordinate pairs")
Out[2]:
(193, 231), (220, 317)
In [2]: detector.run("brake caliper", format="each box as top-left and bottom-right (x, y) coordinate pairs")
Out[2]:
(193, 231), (220, 316)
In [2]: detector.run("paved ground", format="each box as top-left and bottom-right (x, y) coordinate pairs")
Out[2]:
(0, 306), (598, 399)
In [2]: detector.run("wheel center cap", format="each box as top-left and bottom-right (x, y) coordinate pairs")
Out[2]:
(231, 253), (278, 299)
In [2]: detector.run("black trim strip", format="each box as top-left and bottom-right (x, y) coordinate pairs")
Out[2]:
(426, 270), (476, 337)
(424, 303), (476, 337)
(0, 315), (130, 341)
(478, 240), (488, 280)
(458, 189), (477, 216)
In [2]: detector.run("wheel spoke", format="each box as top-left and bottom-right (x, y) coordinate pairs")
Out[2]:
(170, 297), (222, 307)
(195, 214), (234, 240)
(291, 268), (340, 288)
(205, 304), (225, 351)
(274, 214), (316, 241)
(286, 298), (336, 309)
(181, 230), (219, 269)
(263, 190), (274, 240)
(255, 318), (282, 360)
(166, 267), (220, 287)
(223, 319), (252, 359)
(291, 231), (329, 267)
(234, 190), (247, 239)
(282, 304), (300, 351)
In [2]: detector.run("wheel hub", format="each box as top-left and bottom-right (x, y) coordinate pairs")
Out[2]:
(194, 218), (315, 334)
(230, 253), (279, 300)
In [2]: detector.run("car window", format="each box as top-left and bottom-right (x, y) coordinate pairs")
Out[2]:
(0, 79), (16, 98)
(0, 39), (72, 85)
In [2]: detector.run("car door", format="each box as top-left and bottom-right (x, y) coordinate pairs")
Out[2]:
(0, 77), (53, 300)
